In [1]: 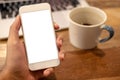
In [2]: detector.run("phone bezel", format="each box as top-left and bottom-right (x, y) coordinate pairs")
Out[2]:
(19, 3), (60, 71)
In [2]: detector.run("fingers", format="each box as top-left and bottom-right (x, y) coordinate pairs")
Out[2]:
(43, 68), (54, 77)
(54, 22), (59, 30)
(56, 34), (65, 60)
(42, 23), (61, 77)
(8, 15), (21, 41)
(32, 70), (44, 79)
(54, 23), (62, 48)
(33, 68), (54, 79)
(59, 50), (65, 61)
(33, 23), (64, 79)
(56, 35), (63, 49)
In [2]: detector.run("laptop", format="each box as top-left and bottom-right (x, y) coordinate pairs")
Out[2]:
(0, 0), (88, 39)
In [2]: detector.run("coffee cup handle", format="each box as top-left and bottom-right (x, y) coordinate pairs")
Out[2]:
(99, 25), (114, 43)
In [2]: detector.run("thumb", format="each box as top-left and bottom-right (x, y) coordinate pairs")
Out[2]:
(8, 15), (21, 41)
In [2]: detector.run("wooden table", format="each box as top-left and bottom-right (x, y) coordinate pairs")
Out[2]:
(55, 7), (120, 80)
(0, 7), (120, 80)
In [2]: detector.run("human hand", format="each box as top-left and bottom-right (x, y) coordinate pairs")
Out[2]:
(0, 15), (64, 80)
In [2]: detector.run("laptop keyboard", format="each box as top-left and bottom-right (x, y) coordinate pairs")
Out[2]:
(0, 0), (80, 19)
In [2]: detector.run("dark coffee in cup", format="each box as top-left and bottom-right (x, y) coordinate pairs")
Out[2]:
(82, 23), (92, 26)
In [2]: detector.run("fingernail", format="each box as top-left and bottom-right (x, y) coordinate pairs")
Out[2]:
(44, 70), (50, 77)
(61, 51), (65, 60)
(60, 39), (63, 45)
(55, 23), (59, 29)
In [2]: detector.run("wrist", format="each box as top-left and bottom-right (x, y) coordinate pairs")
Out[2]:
(0, 69), (10, 80)
(0, 66), (17, 80)
(0, 70), (7, 80)
(0, 72), (3, 80)
(0, 68), (32, 80)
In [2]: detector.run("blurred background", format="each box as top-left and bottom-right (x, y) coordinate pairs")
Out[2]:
(86, 0), (120, 8)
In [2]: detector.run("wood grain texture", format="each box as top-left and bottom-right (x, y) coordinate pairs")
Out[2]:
(55, 7), (120, 80)
(86, 0), (120, 8)
(0, 1), (120, 79)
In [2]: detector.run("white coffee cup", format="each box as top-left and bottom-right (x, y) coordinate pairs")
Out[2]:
(68, 6), (114, 49)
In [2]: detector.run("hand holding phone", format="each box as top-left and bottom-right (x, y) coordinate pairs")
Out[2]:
(19, 3), (60, 71)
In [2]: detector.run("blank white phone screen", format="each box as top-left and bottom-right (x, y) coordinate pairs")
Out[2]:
(21, 10), (58, 64)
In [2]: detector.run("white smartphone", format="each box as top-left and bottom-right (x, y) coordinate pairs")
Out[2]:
(19, 3), (60, 71)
